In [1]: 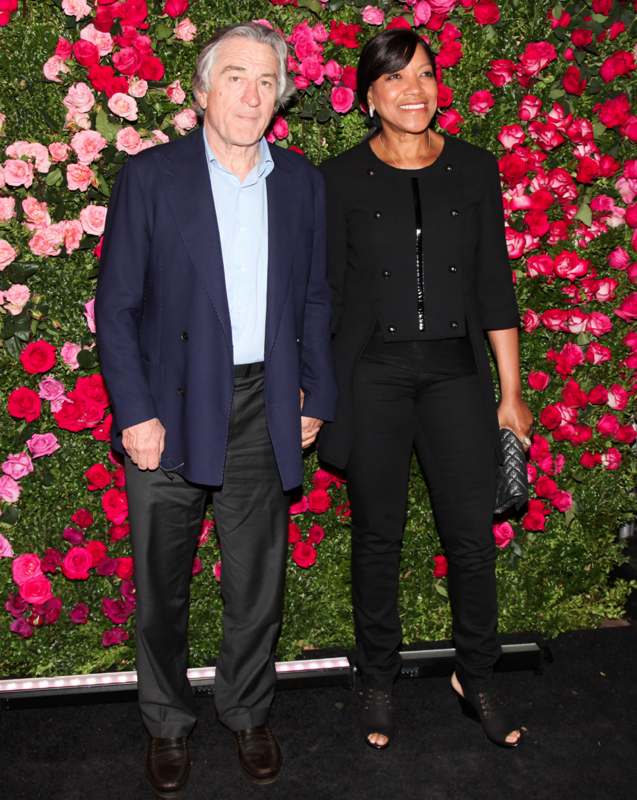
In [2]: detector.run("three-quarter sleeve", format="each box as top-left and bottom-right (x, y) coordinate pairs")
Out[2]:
(475, 155), (520, 331)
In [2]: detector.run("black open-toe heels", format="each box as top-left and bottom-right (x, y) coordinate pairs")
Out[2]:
(451, 670), (523, 748)
(356, 685), (394, 750)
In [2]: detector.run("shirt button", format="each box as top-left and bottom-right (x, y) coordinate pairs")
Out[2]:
(450, 209), (460, 217)
(448, 265), (458, 273)
(382, 270), (391, 278)
(296, 337), (301, 344)
(387, 325), (397, 334)
(374, 211), (382, 219)
(449, 321), (459, 330)
(445, 164), (453, 173)
(367, 168), (375, 177)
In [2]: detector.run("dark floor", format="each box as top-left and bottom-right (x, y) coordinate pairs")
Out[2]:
(1, 626), (636, 800)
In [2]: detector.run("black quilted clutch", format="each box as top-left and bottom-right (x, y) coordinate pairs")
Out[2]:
(494, 428), (528, 514)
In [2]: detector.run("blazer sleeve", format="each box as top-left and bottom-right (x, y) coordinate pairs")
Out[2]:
(475, 154), (521, 331)
(321, 161), (348, 335)
(95, 157), (158, 434)
(299, 167), (338, 422)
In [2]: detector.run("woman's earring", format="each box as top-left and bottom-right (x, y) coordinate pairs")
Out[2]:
(369, 104), (375, 118)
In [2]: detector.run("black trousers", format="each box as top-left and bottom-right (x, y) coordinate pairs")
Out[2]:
(347, 342), (499, 688)
(125, 367), (290, 737)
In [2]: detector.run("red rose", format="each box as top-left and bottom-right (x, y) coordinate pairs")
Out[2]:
(571, 29), (593, 48)
(329, 21), (361, 49)
(597, 94), (630, 128)
(101, 488), (129, 524)
(62, 547), (92, 580)
(600, 51), (636, 83)
(54, 397), (105, 431)
(118, 0), (149, 28)
(94, 5), (115, 32)
(486, 59), (516, 87)
(87, 65), (129, 97)
(71, 508), (94, 529)
(592, 0), (612, 15)
(163, 0), (188, 17)
(473, 1), (500, 25)
(539, 405), (562, 430)
(55, 36), (73, 59)
(73, 39), (100, 68)
(437, 83), (453, 108)
(562, 379), (587, 408)
(108, 522), (131, 542)
(528, 371), (550, 391)
(85, 540), (108, 567)
(73, 374), (109, 406)
(499, 153), (528, 185)
(291, 541), (317, 569)
(7, 387), (41, 422)
(563, 65), (586, 96)
(432, 554), (448, 578)
(19, 340), (56, 374)
(522, 499), (549, 532)
(437, 40), (463, 69)
(19, 575), (53, 606)
(288, 522), (302, 544)
(102, 628), (129, 647)
(552, 490), (573, 513)
(597, 413), (620, 438)
(307, 524), (325, 545)
(386, 16), (411, 31)
(438, 108), (463, 134)
(535, 475), (558, 499)
(587, 385), (608, 405)
(92, 413), (113, 442)
(580, 452), (601, 469)
(308, 488), (331, 514)
(112, 46), (142, 76)
(138, 55), (165, 81)
(116, 556), (134, 580)
(518, 41), (557, 78)
(84, 463), (112, 491)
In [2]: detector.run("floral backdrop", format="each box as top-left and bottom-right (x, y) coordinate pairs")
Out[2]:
(0, 0), (635, 679)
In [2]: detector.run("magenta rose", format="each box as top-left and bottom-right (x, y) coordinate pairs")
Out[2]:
(492, 522), (515, 550)
(307, 524), (325, 545)
(62, 546), (92, 580)
(330, 86), (354, 114)
(19, 575), (53, 605)
(432, 554), (448, 578)
(291, 541), (317, 569)
(26, 432), (60, 459)
(12, 552), (43, 585)
(288, 522), (302, 544)
(70, 603), (90, 624)
(101, 488), (129, 524)
(102, 628), (130, 647)
(308, 488), (331, 514)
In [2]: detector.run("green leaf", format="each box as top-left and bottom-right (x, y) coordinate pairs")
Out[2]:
(592, 120), (607, 139)
(45, 167), (63, 187)
(77, 349), (97, 369)
(298, 0), (323, 14)
(434, 581), (448, 598)
(551, 3), (563, 16)
(95, 108), (121, 143)
(154, 23), (173, 40)
(549, 87), (565, 99)
(575, 203), (592, 227)
(316, 108), (332, 124)
(4, 336), (22, 359)
(0, 506), (19, 525)
(2, 317), (15, 338)
(576, 331), (592, 346)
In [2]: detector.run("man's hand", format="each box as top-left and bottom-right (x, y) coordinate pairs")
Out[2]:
(122, 417), (166, 470)
(299, 388), (323, 449)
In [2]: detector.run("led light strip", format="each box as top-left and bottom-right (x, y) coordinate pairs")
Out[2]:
(0, 656), (352, 696)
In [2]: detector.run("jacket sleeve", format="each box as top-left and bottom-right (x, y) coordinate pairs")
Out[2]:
(299, 167), (338, 422)
(321, 161), (348, 335)
(95, 157), (158, 434)
(475, 154), (521, 331)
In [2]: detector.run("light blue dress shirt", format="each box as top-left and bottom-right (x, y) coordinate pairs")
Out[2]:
(203, 129), (274, 365)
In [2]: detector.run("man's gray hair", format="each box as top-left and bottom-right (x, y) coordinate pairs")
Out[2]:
(192, 22), (295, 116)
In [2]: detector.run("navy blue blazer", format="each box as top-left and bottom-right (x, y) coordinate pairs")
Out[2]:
(95, 129), (337, 491)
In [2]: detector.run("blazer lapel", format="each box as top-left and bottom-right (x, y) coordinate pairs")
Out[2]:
(265, 153), (298, 357)
(161, 130), (233, 350)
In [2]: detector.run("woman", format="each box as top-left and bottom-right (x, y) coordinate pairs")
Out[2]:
(318, 29), (533, 750)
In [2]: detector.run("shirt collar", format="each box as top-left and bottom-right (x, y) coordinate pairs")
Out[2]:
(202, 127), (274, 184)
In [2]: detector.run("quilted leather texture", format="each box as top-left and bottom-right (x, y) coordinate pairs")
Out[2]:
(494, 428), (529, 515)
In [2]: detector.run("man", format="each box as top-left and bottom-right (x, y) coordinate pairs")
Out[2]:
(95, 23), (336, 798)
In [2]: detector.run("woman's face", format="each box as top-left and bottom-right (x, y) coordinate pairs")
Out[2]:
(367, 45), (438, 135)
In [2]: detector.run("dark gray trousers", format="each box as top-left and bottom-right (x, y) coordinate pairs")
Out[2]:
(125, 368), (290, 737)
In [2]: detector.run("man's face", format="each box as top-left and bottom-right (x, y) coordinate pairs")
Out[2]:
(196, 37), (279, 149)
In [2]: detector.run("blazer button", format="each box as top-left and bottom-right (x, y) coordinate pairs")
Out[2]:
(387, 324), (397, 335)
(180, 330), (188, 341)
(367, 168), (375, 177)
(449, 321), (459, 330)
(445, 164), (453, 173)
(177, 386), (185, 396)
(296, 337), (301, 344)
(382, 270), (391, 278)
(450, 209), (460, 217)
(374, 211), (382, 219)
(448, 264), (458, 273)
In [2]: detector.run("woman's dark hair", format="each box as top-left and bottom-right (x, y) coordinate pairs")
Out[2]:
(356, 29), (437, 113)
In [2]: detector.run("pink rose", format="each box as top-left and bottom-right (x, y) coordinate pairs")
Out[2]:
(64, 219), (84, 254)
(29, 223), (65, 257)
(116, 126), (143, 155)
(19, 575), (54, 605)
(0, 534), (14, 558)
(80, 204), (108, 236)
(12, 553), (42, 585)
(607, 384), (628, 411)
(597, 413), (620, 438)
(173, 108), (197, 134)
(331, 86), (355, 114)
(586, 311), (612, 337)
(586, 342), (612, 365)
(166, 80), (186, 104)
(43, 55), (70, 83)
(324, 60), (343, 84)
(67, 163), (96, 191)
(362, 5), (385, 25)
(3, 159), (34, 188)
(26, 432), (60, 458)
(61, 0), (91, 20)
(0, 197), (15, 221)
(80, 22), (113, 56)
(63, 82), (95, 114)
(271, 116), (289, 140)
(0, 238), (17, 270)
(38, 376), (65, 402)
(71, 130), (108, 165)
(615, 293), (637, 322)
(22, 197), (50, 229)
(492, 521), (514, 549)
(61, 341), (81, 369)
(151, 129), (170, 145)
(84, 298), (96, 333)
(108, 93), (138, 121)
(3, 283), (30, 315)
(601, 447), (622, 471)
(174, 18), (197, 41)
(128, 78), (148, 98)
(2, 452), (34, 480)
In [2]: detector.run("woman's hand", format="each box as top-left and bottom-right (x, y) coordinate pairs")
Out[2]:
(497, 397), (534, 449)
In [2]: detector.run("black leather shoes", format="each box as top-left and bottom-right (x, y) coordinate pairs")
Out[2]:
(234, 726), (282, 784)
(145, 736), (191, 799)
